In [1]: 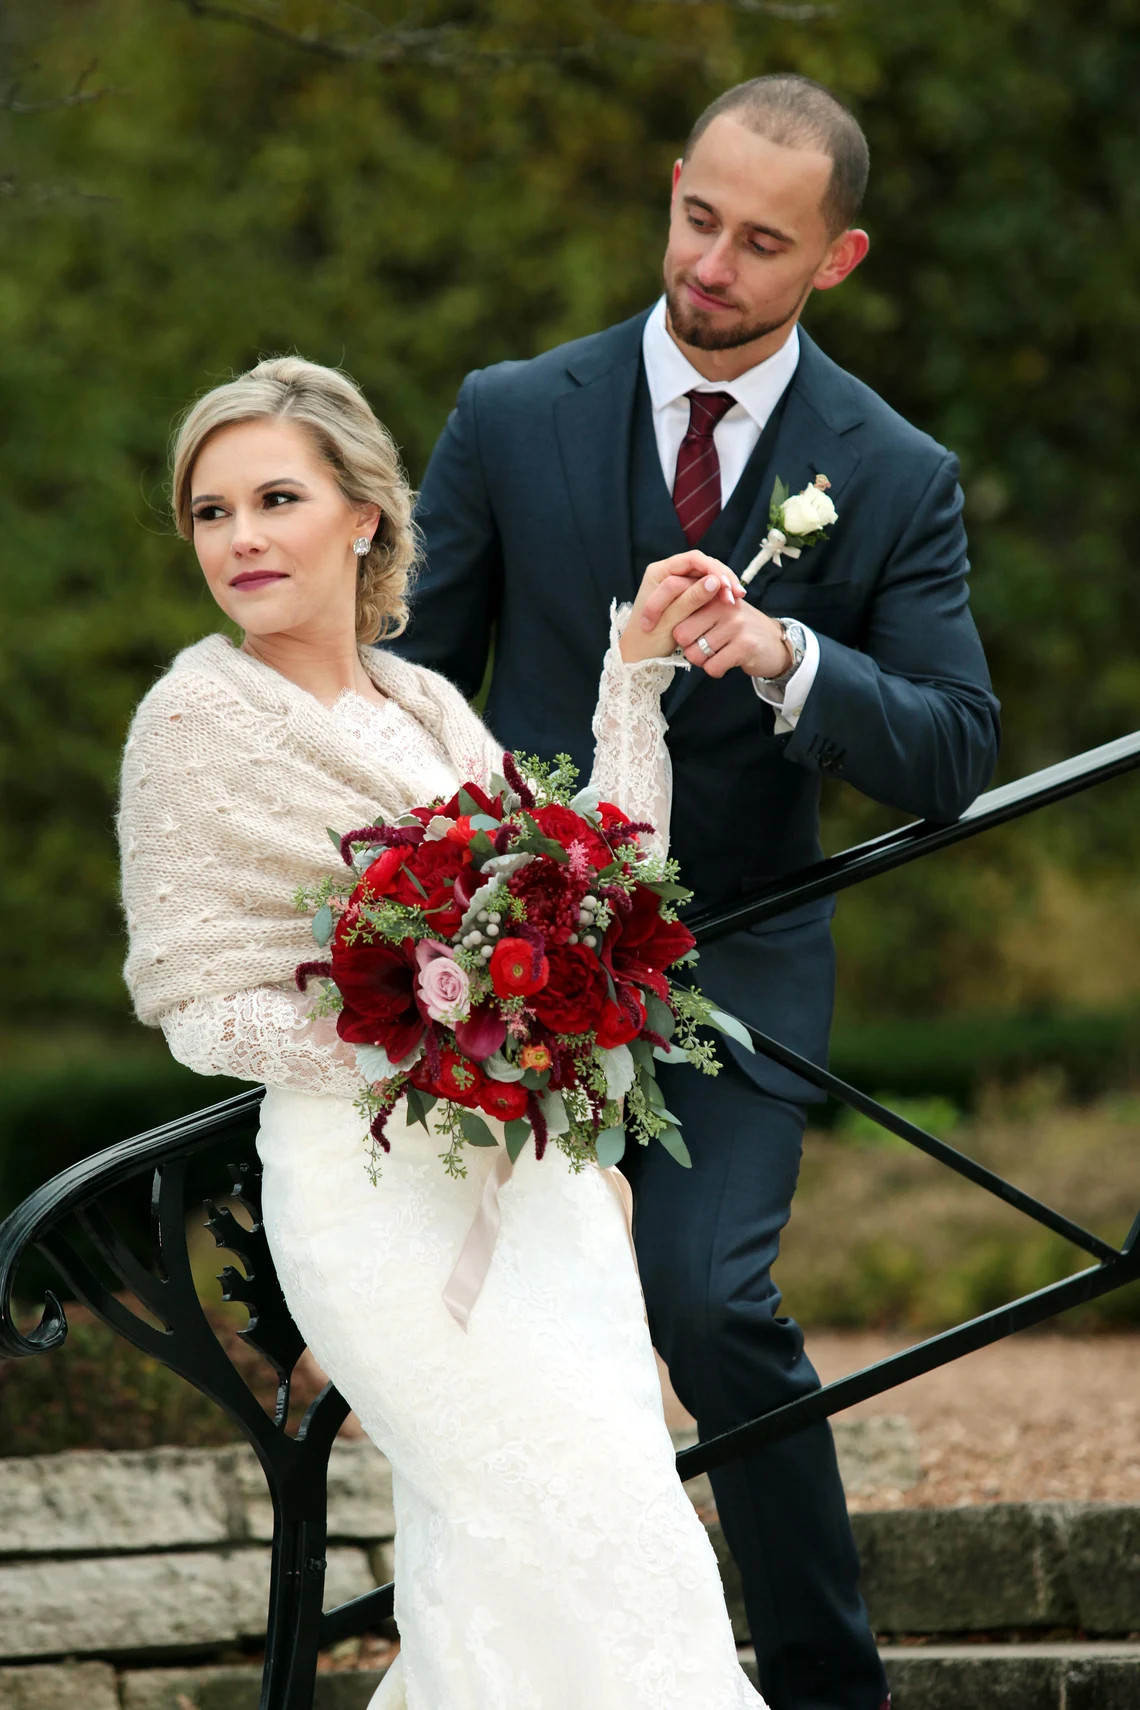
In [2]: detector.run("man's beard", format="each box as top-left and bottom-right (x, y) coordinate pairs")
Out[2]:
(665, 276), (807, 352)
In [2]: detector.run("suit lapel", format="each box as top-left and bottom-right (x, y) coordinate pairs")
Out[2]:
(663, 330), (865, 722)
(553, 315), (647, 612)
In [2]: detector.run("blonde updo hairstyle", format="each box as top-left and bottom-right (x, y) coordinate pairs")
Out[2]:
(171, 356), (417, 643)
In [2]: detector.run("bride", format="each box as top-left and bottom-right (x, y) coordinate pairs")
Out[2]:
(117, 355), (764, 1709)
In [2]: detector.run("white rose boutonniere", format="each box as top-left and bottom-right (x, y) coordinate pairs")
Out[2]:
(741, 474), (838, 586)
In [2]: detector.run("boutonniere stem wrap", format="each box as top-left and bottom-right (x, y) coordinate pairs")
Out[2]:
(742, 473), (837, 586)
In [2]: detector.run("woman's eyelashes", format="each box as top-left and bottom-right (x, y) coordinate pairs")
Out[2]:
(192, 491), (299, 524)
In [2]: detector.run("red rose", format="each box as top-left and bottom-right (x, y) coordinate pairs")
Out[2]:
(365, 838), (470, 934)
(603, 885), (695, 1000)
(531, 944), (608, 1036)
(477, 1080), (530, 1122)
(529, 802), (616, 871)
(331, 926), (426, 1059)
(490, 936), (550, 998)
(595, 984), (646, 1048)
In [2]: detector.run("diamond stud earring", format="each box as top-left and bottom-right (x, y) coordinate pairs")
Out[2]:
(352, 536), (372, 557)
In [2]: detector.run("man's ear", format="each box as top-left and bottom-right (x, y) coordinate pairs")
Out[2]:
(671, 158), (683, 203)
(813, 228), (870, 293)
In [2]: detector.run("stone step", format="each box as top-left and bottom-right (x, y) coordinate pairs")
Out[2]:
(0, 1547), (379, 1663)
(709, 1500), (1140, 1642)
(739, 1642), (1140, 1710)
(0, 1441), (394, 1558)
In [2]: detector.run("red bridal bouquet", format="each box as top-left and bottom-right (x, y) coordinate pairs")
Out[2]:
(295, 751), (751, 1179)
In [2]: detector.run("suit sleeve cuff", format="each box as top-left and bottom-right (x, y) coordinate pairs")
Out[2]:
(751, 625), (820, 733)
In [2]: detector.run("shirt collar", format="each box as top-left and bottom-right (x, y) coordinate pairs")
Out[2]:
(641, 295), (800, 432)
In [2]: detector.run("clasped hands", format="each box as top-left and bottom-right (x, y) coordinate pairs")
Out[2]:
(618, 550), (792, 680)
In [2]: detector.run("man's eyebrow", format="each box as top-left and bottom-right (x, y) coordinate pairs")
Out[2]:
(683, 194), (793, 246)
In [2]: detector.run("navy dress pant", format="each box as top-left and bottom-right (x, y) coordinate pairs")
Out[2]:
(624, 1053), (890, 1710)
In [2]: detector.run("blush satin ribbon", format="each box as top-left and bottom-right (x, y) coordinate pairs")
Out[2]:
(442, 1147), (639, 1331)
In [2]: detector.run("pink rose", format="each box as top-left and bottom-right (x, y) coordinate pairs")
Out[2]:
(414, 940), (471, 1026)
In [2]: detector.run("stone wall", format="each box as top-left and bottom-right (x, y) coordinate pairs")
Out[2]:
(1, 1426), (1137, 1709)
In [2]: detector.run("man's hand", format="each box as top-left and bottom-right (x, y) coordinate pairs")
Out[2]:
(620, 551), (743, 664)
(671, 597), (791, 680)
(633, 550), (791, 679)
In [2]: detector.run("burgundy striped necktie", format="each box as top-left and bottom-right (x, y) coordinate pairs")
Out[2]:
(672, 390), (736, 546)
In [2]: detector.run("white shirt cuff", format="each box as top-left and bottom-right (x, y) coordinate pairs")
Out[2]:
(751, 625), (820, 733)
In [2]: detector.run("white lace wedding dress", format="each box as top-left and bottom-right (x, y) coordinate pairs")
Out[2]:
(161, 625), (764, 1710)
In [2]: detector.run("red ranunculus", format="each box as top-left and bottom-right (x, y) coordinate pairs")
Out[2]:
(332, 926), (426, 1059)
(361, 846), (406, 894)
(603, 885), (695, 1000)
(531, 944), (608, 1035)
(433, 1048), (485, 1105)
(595, 984), (647, 1048)
(477, 1080), (530, 1122)
(489, 936), (550, 998)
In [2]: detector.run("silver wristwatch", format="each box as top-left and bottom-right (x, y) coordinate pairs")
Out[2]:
(756, 617), (806, 691)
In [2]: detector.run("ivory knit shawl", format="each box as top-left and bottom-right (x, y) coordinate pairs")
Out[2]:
(118, 634), (498, 1026)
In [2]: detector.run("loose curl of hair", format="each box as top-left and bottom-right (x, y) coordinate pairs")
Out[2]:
(170, 356), (418, 643)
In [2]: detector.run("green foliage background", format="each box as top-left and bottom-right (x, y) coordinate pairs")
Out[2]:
(3, 0), (1140, 1038)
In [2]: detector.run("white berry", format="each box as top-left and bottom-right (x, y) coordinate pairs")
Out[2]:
(477, 909), (489, 922)
(567, 932), (579, 945)
(487, 923), (500, 936)
(480, 944), (494, 959)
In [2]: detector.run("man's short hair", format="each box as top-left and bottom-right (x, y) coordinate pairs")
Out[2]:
(684, 75), (869, 235)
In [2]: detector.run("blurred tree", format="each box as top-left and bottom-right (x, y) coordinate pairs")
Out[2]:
(1, 0), (1139, 1031)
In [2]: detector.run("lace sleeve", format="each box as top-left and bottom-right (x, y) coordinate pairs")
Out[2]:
(588, 601), (681, 863)
(160, 988), (364, 1098)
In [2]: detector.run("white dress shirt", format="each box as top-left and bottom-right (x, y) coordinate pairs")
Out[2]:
(640, 296), (820, 732)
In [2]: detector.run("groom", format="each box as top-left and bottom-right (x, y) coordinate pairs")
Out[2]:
(395, 75), (999, 1710)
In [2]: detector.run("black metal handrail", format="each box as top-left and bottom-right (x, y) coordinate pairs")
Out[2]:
(3, 727), (1140, 1702)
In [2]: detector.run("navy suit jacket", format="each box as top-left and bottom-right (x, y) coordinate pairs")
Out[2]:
(392, 310), (1001, 1099)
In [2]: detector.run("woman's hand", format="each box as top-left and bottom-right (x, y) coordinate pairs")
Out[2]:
(619, 552), (745, 665)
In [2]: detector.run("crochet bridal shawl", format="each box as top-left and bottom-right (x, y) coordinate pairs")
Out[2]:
(118, 635), (496, 1026)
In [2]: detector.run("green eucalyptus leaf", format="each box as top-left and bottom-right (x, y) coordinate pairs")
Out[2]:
(658, 1124), (692, 1168)
(706, 1005), (756, 1053)
(595, 1125), (626, 1169)
(468, 813), (500, 832)
(405, 1085), (436, 1131)
(468, 830), (498, 868)
(504, 1119), (531, 1163)
(459, 1111), (499, 1148)
(521, 1067), (550, 1091)
(540, 1089), (570, 1135)
(598, 1043), (635, 1099)
(640, 1070), (666, 1110)
(628, 1038), (655, 1071)
(327, 826), (343, 852)
(653, 1044), (688, 1063)
(311, 902), (334, 947)
(644, 880), (693, 903)
(458, 787), (488, 817)
(644, 994), (675, 1040)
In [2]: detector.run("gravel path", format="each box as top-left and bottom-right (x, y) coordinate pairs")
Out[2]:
(658, 1331), (1140, 1510)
